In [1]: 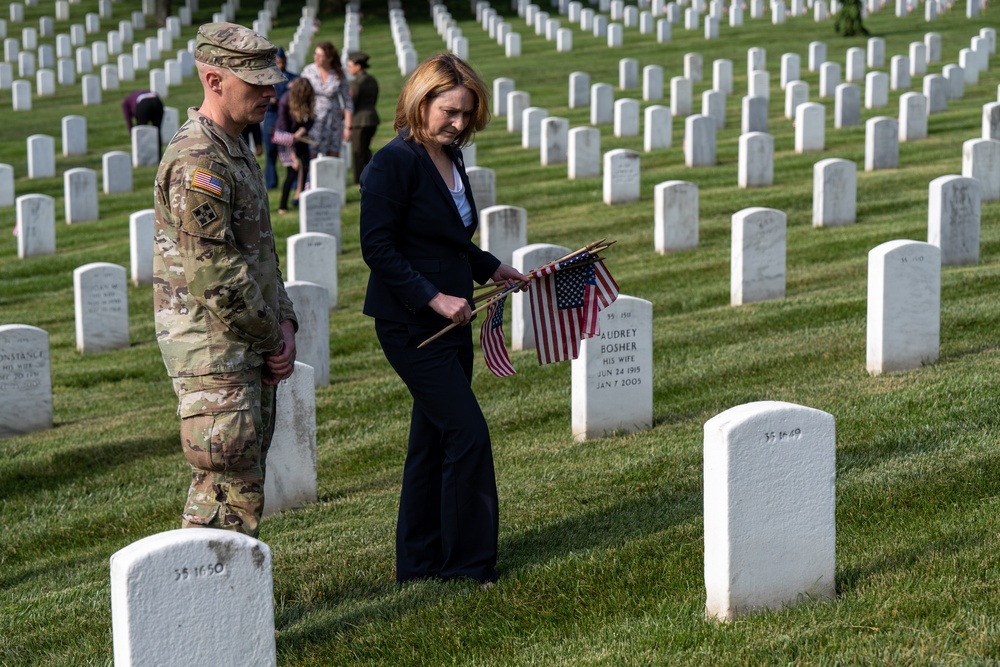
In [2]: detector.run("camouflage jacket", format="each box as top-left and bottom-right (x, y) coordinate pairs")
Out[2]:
(153, 108), (297, 377)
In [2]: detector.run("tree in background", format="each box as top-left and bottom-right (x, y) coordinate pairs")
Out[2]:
(157, 0), (171, 28)
(835, 0), (870, 36)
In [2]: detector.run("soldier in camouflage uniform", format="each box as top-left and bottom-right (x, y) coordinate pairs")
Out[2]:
(153, 22), (298, 538)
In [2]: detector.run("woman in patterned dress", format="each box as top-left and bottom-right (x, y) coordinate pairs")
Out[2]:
(300, 40), (353, 157)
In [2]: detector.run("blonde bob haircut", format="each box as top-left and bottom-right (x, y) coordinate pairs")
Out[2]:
(394, 53), (491, 148)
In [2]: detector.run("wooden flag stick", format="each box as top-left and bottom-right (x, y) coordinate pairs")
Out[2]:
(417, 284), (521, 349)
(473, 280), (508, 291)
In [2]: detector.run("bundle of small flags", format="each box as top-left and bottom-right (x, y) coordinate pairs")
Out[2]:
(475, 241), (619, 377)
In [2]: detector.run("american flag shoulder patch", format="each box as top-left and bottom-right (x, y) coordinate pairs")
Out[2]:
(191, 169), (225, 197)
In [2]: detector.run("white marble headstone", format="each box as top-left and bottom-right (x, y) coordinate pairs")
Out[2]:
(704, 401), (836, 621)
(466, 166), (496, 210)
(62, 114), (87, 156)
(16, 193), (56, 258)
(812, 158), (856, 227)
(864, 117), (899, 171)
(540, 116), (569, 166)
(11, 78), (31, 111)
(655, 180), (698, 253)
(131, 125), (159, 167)
(866, 240), (940, 375)
(0, 324), (53, 438)
(794, 103), (825, 153)
(603, 149), (640, 204)
(571, 295), (652, 442)
(493, 77), (514, 116)
(670, 76), (692, 117)
(590, 82), (612, 124)
(128, 209), (154, 286)
(741, 95), (768, 134)
(834, 83), (860, 128)
(511, 243), (570, 351)
(522, 106), (548, 148)
(64, 167), (98, 223)
(479, 205), (527, 264)
(103, 151), (133, 194)
(731, 207), (786, 306)
(928, 175), (981, 266)
(644, 105), (672, 152)
(738, 132), (773, 188)
(110, 529), (276, 667)
(961, 138), (1000, 201)
(27, 134), (54, 178)
(287, 232), (338, 310)
(263, 361), (318, 516)
(684, 114), (716, 167)
(899, 92), (927, 142)
(298, 188), (341, 254)
(568, 126), (600, 179)
(284, 281), (329, 387)
(568, 71), (589, 108)
(0, 163), (13, 207)
(74, 262), (129, 353)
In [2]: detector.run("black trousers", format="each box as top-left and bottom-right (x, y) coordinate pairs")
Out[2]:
(135, 96), (164, 156)
(375, 319), (499, 584)
(350, 125), (378, 184)
(279, 142), (312, 210)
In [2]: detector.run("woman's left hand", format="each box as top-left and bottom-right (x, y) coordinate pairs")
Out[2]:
(492, 264), (529, 291)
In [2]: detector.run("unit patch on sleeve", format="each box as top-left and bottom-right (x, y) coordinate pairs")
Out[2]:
(192, 201), (218, 226)
(191, 169), (225, 196)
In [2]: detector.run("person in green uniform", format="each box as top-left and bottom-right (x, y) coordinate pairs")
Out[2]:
(152, 22), (298, 538)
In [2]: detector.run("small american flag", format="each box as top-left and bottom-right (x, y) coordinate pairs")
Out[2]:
(529, 252), (619, 366)
(191, 169), (224, 196)
(480, 295), (516, 377)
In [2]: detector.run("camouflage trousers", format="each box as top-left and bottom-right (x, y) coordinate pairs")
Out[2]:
(172, 367), (276, 538)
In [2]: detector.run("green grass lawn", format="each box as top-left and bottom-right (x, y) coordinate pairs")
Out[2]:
(2, 0), (1000, 664)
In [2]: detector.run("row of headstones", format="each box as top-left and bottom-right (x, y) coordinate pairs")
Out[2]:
(477, 0), (929, 56)
(8, 110), (176, 183)
(1, 119), (169, 204)
(489, 92), (999, 195)
(389, 2), (420, 75)
(274, 1), (325, 75)
(0, 329), (318, 538)
(0, 219), (952, 444)
(1, 0), (295, 103)
(555, 33), (994, 111)
(105, 393), (837, 666)
(5, 35), (202, 109)
(0, 0), (204, 100)
(11, 193), (339, 369)
(490, 27), (995, 131)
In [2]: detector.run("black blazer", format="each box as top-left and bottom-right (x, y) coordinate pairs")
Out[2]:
(360, 131), (501, 327)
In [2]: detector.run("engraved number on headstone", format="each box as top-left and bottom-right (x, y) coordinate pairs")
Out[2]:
(763, 428), (802, 443)
(173, 562), (225, 581)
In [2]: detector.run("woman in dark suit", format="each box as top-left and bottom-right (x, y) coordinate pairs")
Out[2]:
(360, 53), (527, 586)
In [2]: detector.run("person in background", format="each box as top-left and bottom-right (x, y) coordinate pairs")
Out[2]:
(262, 46), (297, 189)
(347, 51), (380, 185)
(273, 78), (316, 214)
(300, 40), (353, 157)
(153, 22), (297, 538)
(359, 53), (527, 586)
(241, 122), (264, 157)
(122, 89), (165, 155)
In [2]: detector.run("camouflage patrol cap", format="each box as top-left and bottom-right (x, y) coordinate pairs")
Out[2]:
(194, 22), (286, 86)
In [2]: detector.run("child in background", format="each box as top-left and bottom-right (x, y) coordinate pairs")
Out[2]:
(272, 78), (317, 214)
